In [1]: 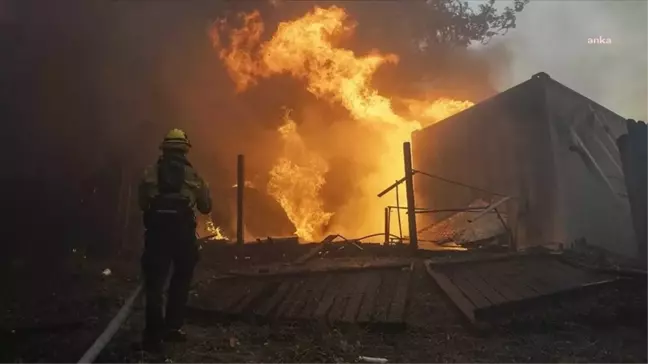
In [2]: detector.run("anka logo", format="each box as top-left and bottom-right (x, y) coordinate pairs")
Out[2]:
(588, 36), (612, 45)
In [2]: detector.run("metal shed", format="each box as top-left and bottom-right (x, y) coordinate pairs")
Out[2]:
(412, 72), (637, 258)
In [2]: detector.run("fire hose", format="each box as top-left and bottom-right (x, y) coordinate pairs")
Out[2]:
(78, 266), (177, 364)
(77, 284), (143, 364)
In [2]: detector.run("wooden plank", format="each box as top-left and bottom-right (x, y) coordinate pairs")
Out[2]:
(501, 262), (538, 300)
(229, 280), (273, 315)
(371, 270), (400, 323)
(217, 279), (250, 312)
(495, 261), (541, 299)
(313, 274), (345, 319)
(296, 275), (333, 320)
(449, 271), (492, 309)
(527, 259), (590, 294)
(508, 274), (543, 297)
(356, 272), (382, 323)
(428, 252), (533, 269)
(556, 255), (648, 278)
(220, 281), (250, 311)
(284, 277), (319, 319)
(544, 259), (594, 286)
(473, 264), (524, 302)
(455, 269), (507, 306)
(517, 273), (555, 296)
(340, 271), (375, 323)
(471, 258), (572, 303)
(275, 278), (308, 319)
(228, 260), (411, 278)
(328, 274), (360, 323)
(386, 267), (412, 323)
(253, 280), (293, 317)
(554, 259), (593, 277)
(190, 277), (236, 310)
(519, 260), (565, 295)
(424, 261), (476, 322)
(515, 258), (575, 295)
(224, 280), (257, 314)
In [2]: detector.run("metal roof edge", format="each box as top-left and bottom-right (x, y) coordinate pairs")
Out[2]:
(413, 71), (630, 138)
(413, 73), (542, 136)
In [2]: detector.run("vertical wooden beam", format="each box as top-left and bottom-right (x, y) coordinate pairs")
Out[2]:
(384, 207), (390, 245)
(403, 142), (418, 250)
(395, 183), (403, 242)
(236, 154), (244, 245)
(115, 166), (124, 252)
(121, 180), (132, 251)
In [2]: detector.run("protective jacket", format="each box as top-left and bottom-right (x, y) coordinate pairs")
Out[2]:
(138, 153), (212, 224)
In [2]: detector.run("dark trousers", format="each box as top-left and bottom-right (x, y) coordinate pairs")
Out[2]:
(141, 226), (199, 338)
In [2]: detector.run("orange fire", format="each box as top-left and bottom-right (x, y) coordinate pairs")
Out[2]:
(211, 6), (474, 241)
(267, 111), (333, 241)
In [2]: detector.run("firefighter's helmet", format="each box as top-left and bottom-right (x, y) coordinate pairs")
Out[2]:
(160, 128), (191, 151)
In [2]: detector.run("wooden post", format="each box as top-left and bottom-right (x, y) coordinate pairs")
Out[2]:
(236, 154), (244, 245)
(115, 166), (124, 253)
(384, 207), (390, 245)
(395, 183), (403, 242)
(403, 142), (418, 250)
(121, 181), (132, 251)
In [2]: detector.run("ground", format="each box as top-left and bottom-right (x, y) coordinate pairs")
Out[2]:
(2, 242), (646, 363)
(1, 250), (139, 363)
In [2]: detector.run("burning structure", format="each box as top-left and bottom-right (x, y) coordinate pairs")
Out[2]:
(210, 6), (475, 242)
(413, 72), (639, 258)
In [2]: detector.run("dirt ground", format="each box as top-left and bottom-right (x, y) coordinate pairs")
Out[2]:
(96, 243), (647, 364)
(2, 241), (646, 363)
(1, 250), (140, 363)
(0, 240), (310, 363)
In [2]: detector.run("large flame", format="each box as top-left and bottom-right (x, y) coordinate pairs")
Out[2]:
(267, 111), (333, 241)
(211, 6), (474, 241)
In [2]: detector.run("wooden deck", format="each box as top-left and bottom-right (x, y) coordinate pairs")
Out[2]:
(190, 261), (414, 325)
(425, 254), (618, 322)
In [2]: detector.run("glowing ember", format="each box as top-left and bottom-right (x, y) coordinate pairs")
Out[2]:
(212, 6), (474, 240)
(232, 181), (255, 188)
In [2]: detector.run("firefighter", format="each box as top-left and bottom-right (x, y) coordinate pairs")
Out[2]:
(138, 128), (212, 351)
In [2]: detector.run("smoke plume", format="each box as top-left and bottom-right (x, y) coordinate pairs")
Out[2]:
(486, 0), (647, 121)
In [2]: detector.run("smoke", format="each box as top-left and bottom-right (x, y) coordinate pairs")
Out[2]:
(485, 0), (647, 121)
(333, 1), (508, 102)
(15, 0), (640, 241)
(0, 0), (507, 178)
(4, 0), (641, 181)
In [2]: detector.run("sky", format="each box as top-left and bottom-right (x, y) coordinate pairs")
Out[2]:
(482, 0), (648, 121)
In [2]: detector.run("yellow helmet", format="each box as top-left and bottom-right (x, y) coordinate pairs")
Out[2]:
(160, 128), (191, 151)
